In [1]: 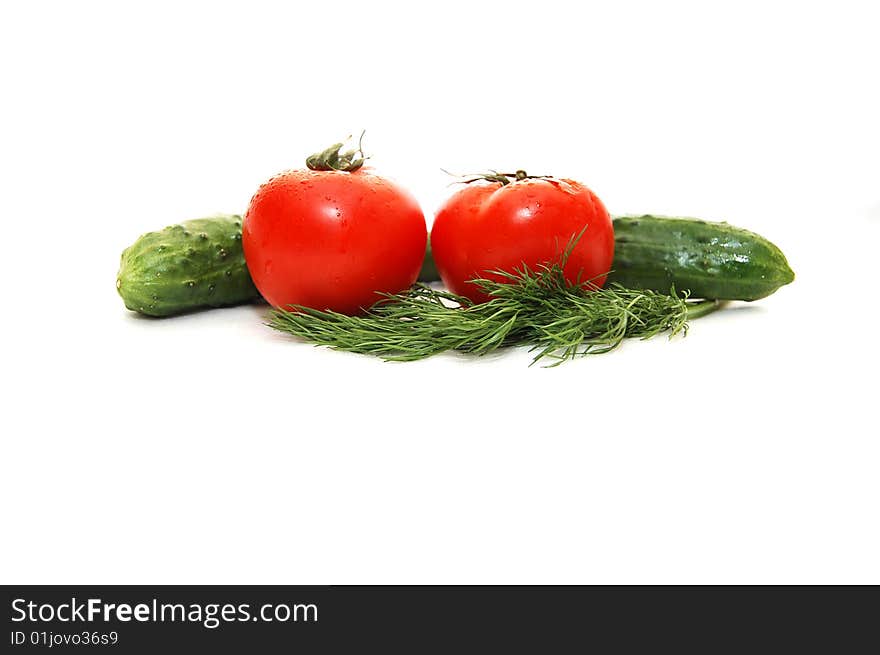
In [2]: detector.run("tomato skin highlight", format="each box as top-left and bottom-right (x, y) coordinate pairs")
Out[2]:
(243, 168), (426, 315)
(430, 178), (614, 303)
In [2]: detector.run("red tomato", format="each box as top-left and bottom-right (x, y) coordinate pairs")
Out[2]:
(243, 152), (426, 315)
(430, 172), (614, 303)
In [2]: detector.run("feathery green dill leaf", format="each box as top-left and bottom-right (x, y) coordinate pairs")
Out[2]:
(267, 256), (720, 366)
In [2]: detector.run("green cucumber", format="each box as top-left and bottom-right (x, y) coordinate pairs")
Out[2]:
(607, 215), (794, 300)
(117, 214), (261, 317)
(418, 216), (794, 301)
(418, 240), (439, 283)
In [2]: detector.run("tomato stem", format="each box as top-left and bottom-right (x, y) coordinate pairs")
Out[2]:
(306, 131), (368, 172)
(454, 170), (553, 186)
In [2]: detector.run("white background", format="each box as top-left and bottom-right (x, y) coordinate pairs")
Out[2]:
(1, 1), (878, 583)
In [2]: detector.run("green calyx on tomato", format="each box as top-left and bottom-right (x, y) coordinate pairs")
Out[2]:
(242, 135), (427, 316)
(430, 170), (614, 304)
(304, 132), (368, 172)
(458, 169), (554, 186)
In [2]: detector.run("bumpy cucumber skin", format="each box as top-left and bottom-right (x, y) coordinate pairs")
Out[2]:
(607, 215), (794, 301)
(117, 214), (260, 317)
(418, 240), (439, 283)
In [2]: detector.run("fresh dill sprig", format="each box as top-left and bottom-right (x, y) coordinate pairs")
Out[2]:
(267, 257), (720, 366)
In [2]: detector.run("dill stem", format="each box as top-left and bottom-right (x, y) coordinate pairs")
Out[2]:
(686, 299), (723, 320)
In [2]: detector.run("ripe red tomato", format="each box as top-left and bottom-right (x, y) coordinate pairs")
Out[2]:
(430, 172), (614, 303)
(243, 145), (426, 315)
